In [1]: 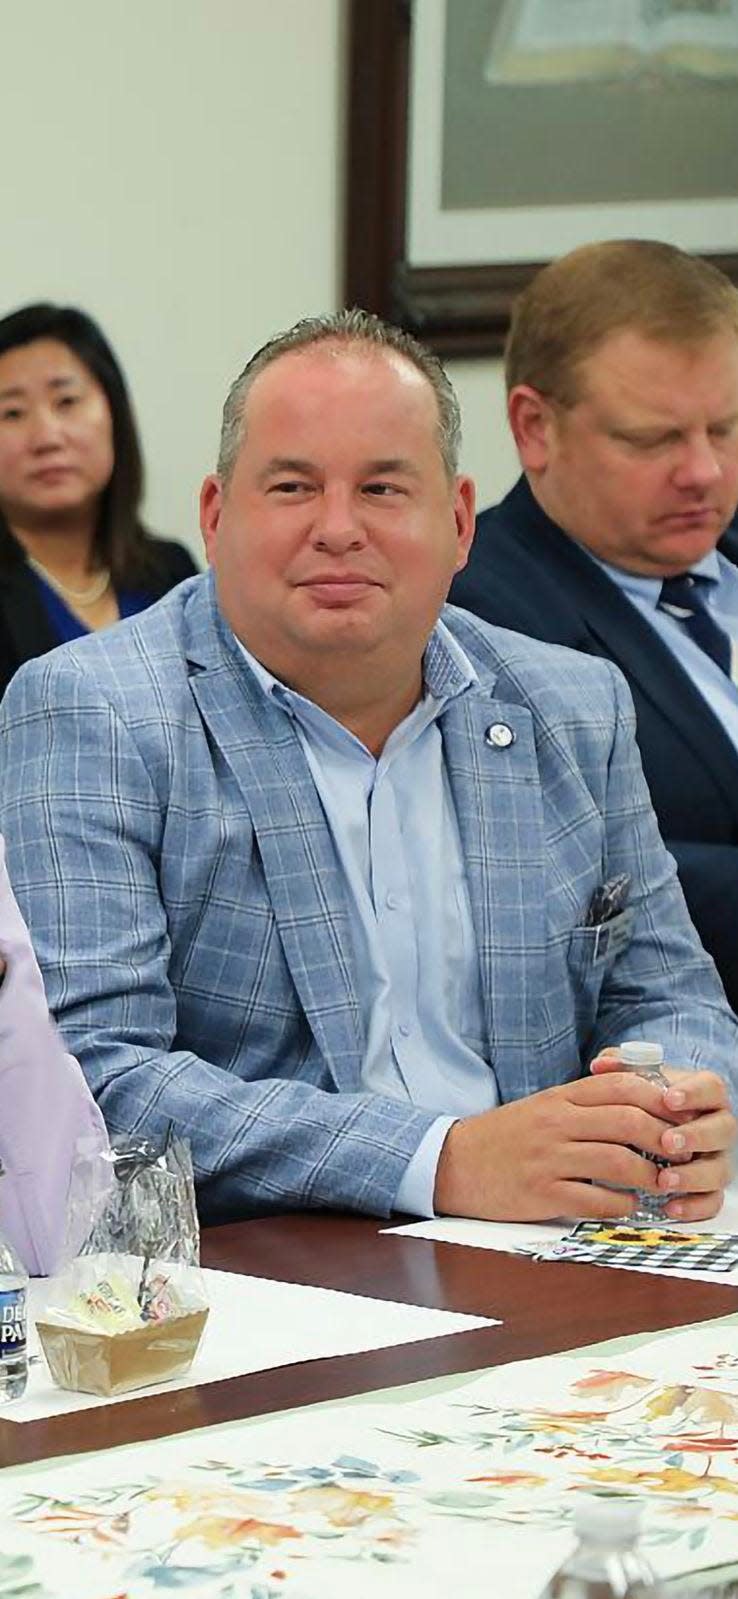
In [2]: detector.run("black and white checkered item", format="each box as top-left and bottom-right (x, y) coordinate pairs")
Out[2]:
(543, 1221), (738, 1275)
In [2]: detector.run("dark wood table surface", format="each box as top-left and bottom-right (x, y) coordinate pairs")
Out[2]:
(2, 1212), (736, 1469)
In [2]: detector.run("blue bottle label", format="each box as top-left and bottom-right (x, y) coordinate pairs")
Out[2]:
(0, 1289), (26, 1359)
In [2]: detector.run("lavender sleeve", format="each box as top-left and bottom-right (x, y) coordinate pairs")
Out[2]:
(0, 839), (108, 1275)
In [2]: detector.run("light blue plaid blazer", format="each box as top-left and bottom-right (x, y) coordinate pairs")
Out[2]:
(1, 572), (735, 1222)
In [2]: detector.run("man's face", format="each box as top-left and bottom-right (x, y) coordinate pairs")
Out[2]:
(513, 327), (738, 576)
(200, 344), (474, 686)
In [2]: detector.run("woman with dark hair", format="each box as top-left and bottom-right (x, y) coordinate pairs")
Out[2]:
(0, 302), (197, 696)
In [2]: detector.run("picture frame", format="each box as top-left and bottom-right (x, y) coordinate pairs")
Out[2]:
(345, 0), (738, 357)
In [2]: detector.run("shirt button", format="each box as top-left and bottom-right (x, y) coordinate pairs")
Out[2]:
(398, 1021), (411, 1038)
(385, 891), (400, 910)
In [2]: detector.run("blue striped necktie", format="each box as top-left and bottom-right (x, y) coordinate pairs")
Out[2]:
(658, 573), (732, 678)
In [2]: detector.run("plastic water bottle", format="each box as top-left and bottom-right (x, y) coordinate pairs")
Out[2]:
(620, 1041), (669, 1224)
(0, 1180), (28, 1400)
(620, 1040), (667, 1084)
(539, 1498), (664, 1597)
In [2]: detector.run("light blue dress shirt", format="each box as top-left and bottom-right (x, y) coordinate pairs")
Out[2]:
(590, 546), (738, 757)
(236, 623), (498, 1217)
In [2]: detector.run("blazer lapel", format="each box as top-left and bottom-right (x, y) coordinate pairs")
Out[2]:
(442, 681), (545, 1101)
(184, 580), (365, 1090)
(718, 524), (738, 568)
(515, 502), (738, 811)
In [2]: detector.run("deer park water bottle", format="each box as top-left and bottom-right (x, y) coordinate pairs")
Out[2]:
(539, 1498), (664, 1598)
(0, 1168), (28, 1400)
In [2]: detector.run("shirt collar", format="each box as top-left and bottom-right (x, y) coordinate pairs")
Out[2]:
(234, 619), (477, 718)
(423, 618), (478, 699)
(587, 545), (722, 612)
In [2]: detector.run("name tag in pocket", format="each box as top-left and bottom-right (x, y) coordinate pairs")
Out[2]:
(592, 907), (634, 964)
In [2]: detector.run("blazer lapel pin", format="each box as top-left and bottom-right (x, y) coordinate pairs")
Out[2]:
(485, 722), (515, 749)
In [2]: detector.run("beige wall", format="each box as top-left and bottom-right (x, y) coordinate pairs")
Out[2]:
(1, 0), (516, 556)
(1, 1), (344, 556)
(449, 359), (519, 513)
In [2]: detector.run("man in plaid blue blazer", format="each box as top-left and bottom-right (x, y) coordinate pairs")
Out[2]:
(0, 311), (735, 1227)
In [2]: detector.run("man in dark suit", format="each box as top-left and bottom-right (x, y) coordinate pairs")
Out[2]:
(452, 240), (738, 1010)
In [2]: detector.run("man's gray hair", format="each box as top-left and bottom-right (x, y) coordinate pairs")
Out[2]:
(217, 308), (462, 483)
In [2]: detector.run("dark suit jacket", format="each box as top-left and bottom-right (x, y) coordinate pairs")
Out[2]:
(0, 536), (198, 701)
(450, 475), (738, 1010)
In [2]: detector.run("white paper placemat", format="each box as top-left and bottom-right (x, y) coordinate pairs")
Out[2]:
(1, 1267), (498, 1422)
(384, 1184), (738, 1283)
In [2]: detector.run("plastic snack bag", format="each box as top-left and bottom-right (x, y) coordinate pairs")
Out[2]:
(37, 1126), (209, 1396)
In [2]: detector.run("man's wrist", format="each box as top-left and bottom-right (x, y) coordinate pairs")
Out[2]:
(394, 1117), (455, 1218)
(434, 1117), (474, 1216)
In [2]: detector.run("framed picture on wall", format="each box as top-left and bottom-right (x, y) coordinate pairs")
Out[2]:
(345, 0), (738, 356)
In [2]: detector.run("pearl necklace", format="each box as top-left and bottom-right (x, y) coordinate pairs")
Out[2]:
(28, 557), (111, 606)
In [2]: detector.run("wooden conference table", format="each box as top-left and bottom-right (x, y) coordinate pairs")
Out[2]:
(1, 1212), (736, 1470)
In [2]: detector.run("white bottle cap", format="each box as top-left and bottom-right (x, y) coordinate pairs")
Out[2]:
(573, 1497), (641, 1547)
(619, 1041), (664, 1068)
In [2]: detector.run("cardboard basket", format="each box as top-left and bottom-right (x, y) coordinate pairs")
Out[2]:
(36, 1307), (209, 1397)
